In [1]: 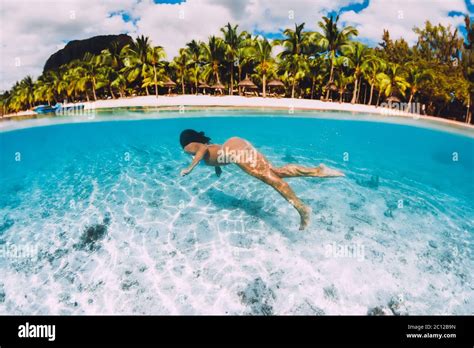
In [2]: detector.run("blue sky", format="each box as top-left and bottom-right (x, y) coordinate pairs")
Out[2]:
(0, 0), (471, 91)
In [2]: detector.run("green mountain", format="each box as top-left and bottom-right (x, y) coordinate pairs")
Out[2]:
(43, 34), (132, 72)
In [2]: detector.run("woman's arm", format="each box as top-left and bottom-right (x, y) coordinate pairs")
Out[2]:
(180, 144), (208, 176)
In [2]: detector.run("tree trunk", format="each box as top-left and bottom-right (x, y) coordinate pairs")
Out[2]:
(406, 92), (413, 112)
(92, 80), (97, 101)
(195, 71), (198, 95)
(356, 76), (362, 102)
(214, 69), (222, 95)
(238, 66), (242, 96)
(363, 82), (368, 104)
(368, 84), (374, 105)
(145, 85), (150, 96)
(182, 78), (185, 95)
(229, 63), (234, 95)
(339, 89), (343, 103)
(311, 77), (315, 99)
(351, 75), (358, 104)
(153, 65), (158, 98)
(436, 104), (445, 116)
(466, 95), (471, 124)
(262, 74), (266, 98)
(376, 91), (381, 106)
(325, 54), (335, 99)
(110, 86), (116, 99)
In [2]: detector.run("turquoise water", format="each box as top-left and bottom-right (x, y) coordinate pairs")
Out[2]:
(0, 109), (473, 315)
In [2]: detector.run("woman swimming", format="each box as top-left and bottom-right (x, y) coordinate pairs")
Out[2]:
(179, 129), (344, 230)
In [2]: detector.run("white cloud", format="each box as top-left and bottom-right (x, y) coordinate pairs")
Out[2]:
(0, 0), (469, 91)
(339, 0), (467, 45)
(130, 0), (233, 59)
(131, 0), (364, 58)
(0, 0), (135, 90)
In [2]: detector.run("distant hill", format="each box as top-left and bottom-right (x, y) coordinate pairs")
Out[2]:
(43, 34), (132, 72)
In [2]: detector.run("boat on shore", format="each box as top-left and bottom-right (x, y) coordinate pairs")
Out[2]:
(33, 104), (60, 114)
(33, 103), (85, 115)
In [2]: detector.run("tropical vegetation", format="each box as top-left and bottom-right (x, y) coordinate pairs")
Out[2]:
(1, 14), (472, 123)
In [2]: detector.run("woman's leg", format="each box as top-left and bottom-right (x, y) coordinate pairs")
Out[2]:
(240, 164), (311, 230)
(222, 138), (311, 230)
(272, 164), (344, 178)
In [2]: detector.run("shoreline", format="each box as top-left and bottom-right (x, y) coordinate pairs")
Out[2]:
(2, 95), (473, 130)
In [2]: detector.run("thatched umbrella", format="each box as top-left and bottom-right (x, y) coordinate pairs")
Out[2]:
(198, 81), (210, 95)
(322, 82), (338, 100)
(386, 95), (401, 103)
(238, 77), (257, 89)
(267, 79), (285, 97)
(238, 77), (257, 96)
(267, 79), (284, 87)
(386, 95), (401, 109)
(163, 78), (177, 95)
(211, 82), (225, 95)
(325, 82), (338, 91)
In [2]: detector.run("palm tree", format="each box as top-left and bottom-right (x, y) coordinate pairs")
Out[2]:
(334, 72), (353, 103)
(249, 37), (273, 97)
(221, 23), (249, 95)
(78, 52), (106, 101)
(307, 56), (327, 99)
(111, 74), (128, 98)
(404, 63), (433, 110)
(47, 69), (64, 103)
(65, 61), (92, 102)
(333, 57), (354, 102)
(276, 23), (311, 98)
(186, 40), (202, 94)
(317, 15), (358, 98)
(279, 55), (308, 98)
(6, 82), (22, 112)
(343, 42), (369, 103)
(376, 63), (409, 104)
(121, 35), (153, 95)
(147, 46), (166, 97)
(104, 41), (124, 70)
(34, 72), (57, 105)
(201, 36), (226, 86)
(234, 42), (254, 95)
(17, 76), (35, 109)
(277, 23), (310, 58)
(98, 51), (120, 99)
(362, 55), (386, 105)
(0, 91), (11, 116)
(171, 48), (191, 94)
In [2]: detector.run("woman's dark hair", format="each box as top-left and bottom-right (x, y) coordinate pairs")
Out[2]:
(180, 129), (211, 148)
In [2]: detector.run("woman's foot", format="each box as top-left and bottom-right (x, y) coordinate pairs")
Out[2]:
(299, 205), (312, 230)
(318, 164), (345, 177)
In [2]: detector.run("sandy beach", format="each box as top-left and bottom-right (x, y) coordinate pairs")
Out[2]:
(3, 95), (473, 130)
